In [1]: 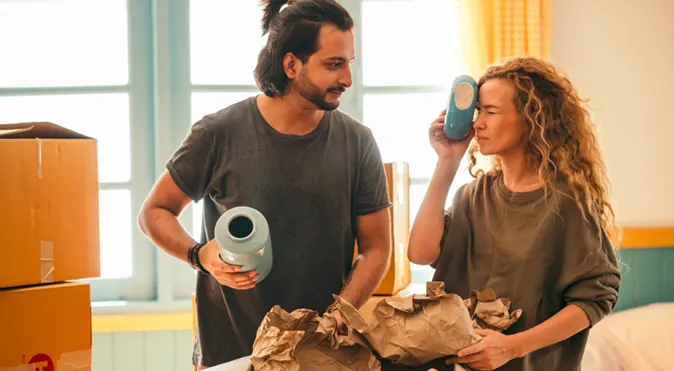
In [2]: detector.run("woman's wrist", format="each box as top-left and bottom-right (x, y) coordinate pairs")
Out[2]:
(507, 332), (530, 359)
(436, 156), (461, 169)
(434, 157), (462, 182)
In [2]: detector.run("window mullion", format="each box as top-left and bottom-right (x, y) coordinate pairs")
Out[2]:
(164, 0), (198, 303)
(114, 0), (156, 301)
(335, 0), (363, 121)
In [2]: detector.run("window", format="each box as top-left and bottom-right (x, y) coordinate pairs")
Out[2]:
(2, 0), (470, 311)
(175, 0), (473, 290)
(0, 0), (129, 88)
(0, 0), (155, 302)
(361, 0), (461, 87)
(170, 0), (269, 300)
(189, 0), (268, 86)
(353, 0), (473, 276)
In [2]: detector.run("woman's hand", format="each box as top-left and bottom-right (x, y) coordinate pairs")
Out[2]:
(446, 329), (522, 370)
(428, 109), (474, 162)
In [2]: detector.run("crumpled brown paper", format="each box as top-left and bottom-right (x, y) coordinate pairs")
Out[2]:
(463, 286), (523, 332)
(247, 282), (522, 370)
(338, 282), (523, 367)
(247, 305), (380, 371)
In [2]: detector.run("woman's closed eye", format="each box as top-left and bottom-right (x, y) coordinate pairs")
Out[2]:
(477, 107), (496, 115)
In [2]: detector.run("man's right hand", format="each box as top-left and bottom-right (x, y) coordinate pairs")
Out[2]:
(198, 239), (258, 290)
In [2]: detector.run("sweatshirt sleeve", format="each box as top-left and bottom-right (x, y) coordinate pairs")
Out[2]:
(430, 209), (452, 269)
(558, 208), (621, 327)
(430, 181), (474, 269)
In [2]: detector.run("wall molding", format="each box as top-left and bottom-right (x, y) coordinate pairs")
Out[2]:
(619, 227), (674, 249)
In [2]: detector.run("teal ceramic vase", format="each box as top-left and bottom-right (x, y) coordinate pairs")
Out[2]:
(444, 75), (479, 140)
(214, 206), (272, 283)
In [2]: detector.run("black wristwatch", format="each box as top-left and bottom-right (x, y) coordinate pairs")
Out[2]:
(187, 242), (209, 275)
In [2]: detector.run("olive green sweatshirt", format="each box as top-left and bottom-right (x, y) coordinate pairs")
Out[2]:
(432, 171), (621, 371)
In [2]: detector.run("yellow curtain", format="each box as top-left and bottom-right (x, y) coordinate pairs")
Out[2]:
(457, 0), (552, 78)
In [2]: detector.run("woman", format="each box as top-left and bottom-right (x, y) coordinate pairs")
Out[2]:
(408, 57), (621, 371)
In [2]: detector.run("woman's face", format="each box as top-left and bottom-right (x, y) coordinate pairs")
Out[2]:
(473, 78), (527, 157)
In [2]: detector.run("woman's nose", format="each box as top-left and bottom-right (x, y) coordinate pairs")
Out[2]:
(473, 111), (486, 129)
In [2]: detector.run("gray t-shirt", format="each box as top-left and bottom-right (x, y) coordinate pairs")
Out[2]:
(166, 96), (391, 367)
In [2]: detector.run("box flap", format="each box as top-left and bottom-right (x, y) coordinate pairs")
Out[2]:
(0, 122), (91, 139)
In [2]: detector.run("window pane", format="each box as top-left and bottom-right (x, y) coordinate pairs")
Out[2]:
(190, 0), (266, 85)
(410, 264), (435, 285)
(0, 0), (128, 87)
(0, 94), (131, 183)
(99, 189), (132, 279)
(410, 183), (429, 224)
(409, 171), (472, 224)
(363, 93), (449, 178)
(191, 92), (257, 123)
(362, 0), (463, 86)
(192, 201), (203, 241)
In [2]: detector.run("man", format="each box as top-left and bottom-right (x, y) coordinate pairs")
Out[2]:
(138, 0), (392, 368)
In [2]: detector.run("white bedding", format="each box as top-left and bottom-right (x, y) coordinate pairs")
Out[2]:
(581, 303), (674, 371)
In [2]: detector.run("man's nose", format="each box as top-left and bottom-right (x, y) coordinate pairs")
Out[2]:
(339, 68), (353, 88)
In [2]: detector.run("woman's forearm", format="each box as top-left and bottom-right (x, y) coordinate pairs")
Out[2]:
(511, 304), (591, 358)
(407, 158), (461, 265)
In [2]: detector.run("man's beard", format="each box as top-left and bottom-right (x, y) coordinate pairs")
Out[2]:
(293, 70), (345, 111)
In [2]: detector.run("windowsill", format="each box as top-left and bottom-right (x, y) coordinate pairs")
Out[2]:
(91, 299), (193, 333)
(92, 311), (193, 333)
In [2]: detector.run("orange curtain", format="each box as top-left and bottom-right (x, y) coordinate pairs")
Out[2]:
(457, 0), (552, 77)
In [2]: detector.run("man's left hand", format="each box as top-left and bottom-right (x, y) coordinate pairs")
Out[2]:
(446, 329), (521, 370)
(331, 310), (347, 335)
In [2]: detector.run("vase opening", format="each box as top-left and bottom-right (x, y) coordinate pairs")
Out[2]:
(228, 215), (254, 240)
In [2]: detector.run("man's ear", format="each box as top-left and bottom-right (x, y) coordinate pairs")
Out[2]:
(283, 53), (301, 79)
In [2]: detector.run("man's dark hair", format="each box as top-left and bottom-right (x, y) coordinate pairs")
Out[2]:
(254, 0), (354, 97)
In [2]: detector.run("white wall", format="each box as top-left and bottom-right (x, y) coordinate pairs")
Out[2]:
(550, 0), (674, 226)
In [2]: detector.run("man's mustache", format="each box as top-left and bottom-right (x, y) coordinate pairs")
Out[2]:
(327, 86), (346, 93)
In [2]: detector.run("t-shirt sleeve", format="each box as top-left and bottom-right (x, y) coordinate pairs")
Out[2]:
(430, 208), (452, 269)
(166, 119), (220, 202)
(355, 131), (391, 215)
(559, 212), (621, 327)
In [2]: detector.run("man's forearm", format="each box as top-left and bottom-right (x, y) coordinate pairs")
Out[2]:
(338, 247), (390, 309)
(138, 207), (197, 263)
(510, 304), (591, 358)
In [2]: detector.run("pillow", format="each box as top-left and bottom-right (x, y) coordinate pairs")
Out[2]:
(581, 303), (674, 371)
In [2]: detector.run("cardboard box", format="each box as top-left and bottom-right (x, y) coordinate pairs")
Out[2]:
(0, 282), (92, 371)
(354, 162), (411, 296)
(0, 122), (100, 288)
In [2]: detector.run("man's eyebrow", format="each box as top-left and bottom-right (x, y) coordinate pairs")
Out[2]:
(323, 56), (351, 62)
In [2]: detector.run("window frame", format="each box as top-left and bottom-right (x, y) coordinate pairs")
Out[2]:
(0, 0), (156, 305)
(341, 0), (465, 279)
(87, 0), (157, 304)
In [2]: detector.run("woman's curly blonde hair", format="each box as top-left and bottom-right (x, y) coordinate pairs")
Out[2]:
(468, 57), (620, 246)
